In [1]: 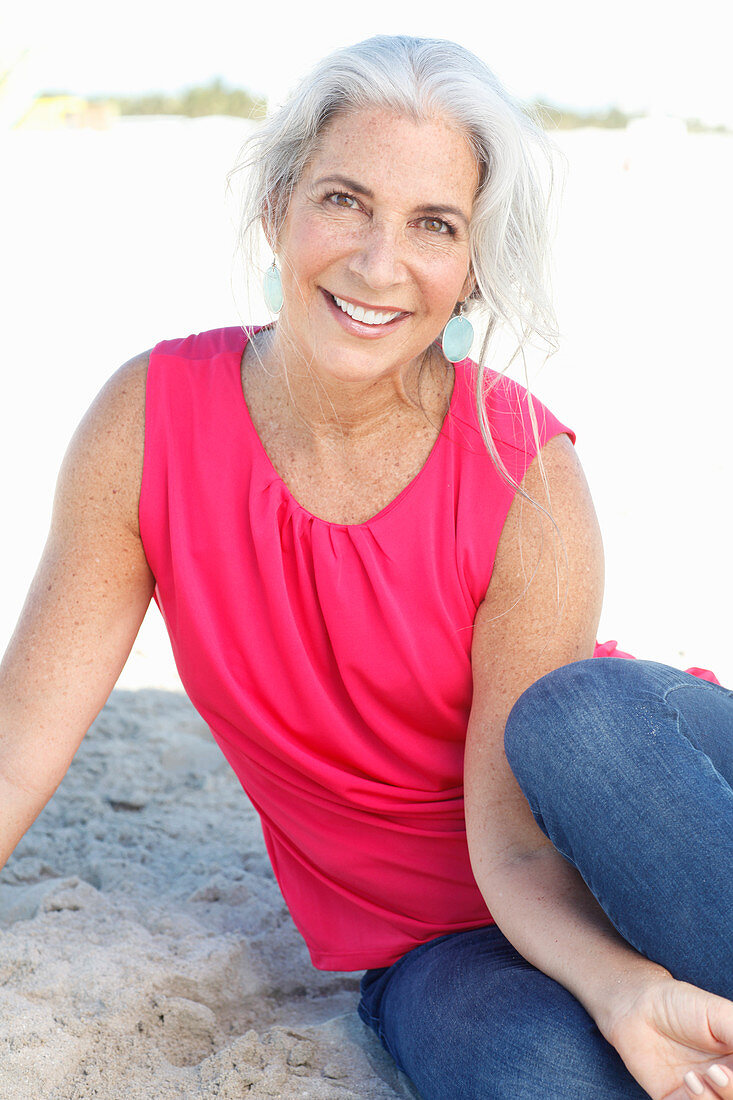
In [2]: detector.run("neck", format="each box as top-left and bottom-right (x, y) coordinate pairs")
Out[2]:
(250, 326), (449, 443)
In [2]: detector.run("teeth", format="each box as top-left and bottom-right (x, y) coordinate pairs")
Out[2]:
(333, 295), (401, 326)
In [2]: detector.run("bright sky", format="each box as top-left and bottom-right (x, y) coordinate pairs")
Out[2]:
(3, 0), (733, 124)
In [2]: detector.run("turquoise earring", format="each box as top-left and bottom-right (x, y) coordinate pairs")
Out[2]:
(441, 303), (474, 363)
(263, 260), (283, 313)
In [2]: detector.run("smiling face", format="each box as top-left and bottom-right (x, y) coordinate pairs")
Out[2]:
(270, 107), (480, 384)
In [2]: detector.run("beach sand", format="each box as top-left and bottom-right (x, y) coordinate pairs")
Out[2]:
(0, 689), (417, 1099)
(0, 116), (731, 1097)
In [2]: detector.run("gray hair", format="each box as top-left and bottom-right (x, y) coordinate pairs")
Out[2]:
(231, 35), (561, 491)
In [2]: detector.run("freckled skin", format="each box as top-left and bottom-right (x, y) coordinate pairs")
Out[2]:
(242, 107), (480, 524)
(1, 82), (730, 1100)
(269, 107), (479, 396)
(0, 356), (153, 846)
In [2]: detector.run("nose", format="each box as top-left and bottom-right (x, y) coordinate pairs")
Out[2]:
(347, 220), (405, 291)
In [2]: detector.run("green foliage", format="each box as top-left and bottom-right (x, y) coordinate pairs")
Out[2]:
(94, 79), (267, 120)
(45, 84), (730, 134)
(529, 99), (638, 130)
(529, 99), (730, 134)
(686, 116), (730, 134)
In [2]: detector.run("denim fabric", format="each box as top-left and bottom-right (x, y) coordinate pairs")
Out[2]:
(358, 659), (733, 1099)
(358, 924), (648, 1099)
(505, 659), (733, 999)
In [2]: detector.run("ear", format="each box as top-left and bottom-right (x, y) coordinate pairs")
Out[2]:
(262, 216), (277, 254)
(460, 267), (477, 302)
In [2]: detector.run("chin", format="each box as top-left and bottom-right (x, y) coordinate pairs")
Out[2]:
(317, 342), (421, 385)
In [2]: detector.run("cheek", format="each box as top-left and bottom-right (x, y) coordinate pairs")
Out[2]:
(282, 215), (349, 278)
(421, 256), (471, 313)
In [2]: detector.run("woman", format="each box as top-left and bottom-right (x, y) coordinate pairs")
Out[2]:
(1, 35), (731, 1100)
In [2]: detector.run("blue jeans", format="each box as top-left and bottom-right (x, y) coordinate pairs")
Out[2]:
(357, 659), (733, 1099)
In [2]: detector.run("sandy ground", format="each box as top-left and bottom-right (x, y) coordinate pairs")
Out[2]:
(0, 689), (416, 1099)
(0, 116), (732, 1097)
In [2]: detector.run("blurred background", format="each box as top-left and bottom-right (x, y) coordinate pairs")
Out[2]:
(2, 0), (732, 686)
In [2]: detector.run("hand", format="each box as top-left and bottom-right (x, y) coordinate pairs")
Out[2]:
(605, 975), (733, 1099)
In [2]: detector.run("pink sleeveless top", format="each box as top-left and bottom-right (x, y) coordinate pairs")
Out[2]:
(138, 327), (712, 971)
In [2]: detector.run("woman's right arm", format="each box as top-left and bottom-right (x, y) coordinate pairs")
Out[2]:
(0, 353), (155, 871)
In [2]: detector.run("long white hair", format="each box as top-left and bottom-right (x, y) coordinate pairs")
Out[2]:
(231, 35), (560, 491)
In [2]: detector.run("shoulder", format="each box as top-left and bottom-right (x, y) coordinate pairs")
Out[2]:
(484, 432), (603, 627)
(452, 362), (575, 470)
(143, 327), (249, 415)
(149, 326), (247, 364)
(54, 351), (150, 540)
(68, 350), (149, 461)
(469, 433), (604, 728)
(79, 349), (149, 451)
(482, 368), (575, 453)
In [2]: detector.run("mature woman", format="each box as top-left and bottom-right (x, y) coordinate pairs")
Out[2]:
(1, 35), (731, 1100)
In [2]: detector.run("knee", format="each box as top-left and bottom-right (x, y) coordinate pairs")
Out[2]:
(504, 657), (669, 793)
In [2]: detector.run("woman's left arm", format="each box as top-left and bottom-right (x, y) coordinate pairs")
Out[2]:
(465, 433), (733, 1100)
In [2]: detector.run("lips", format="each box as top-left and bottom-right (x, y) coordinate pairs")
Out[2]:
(331, 294), (403, 327)
(319, 288), (410, 338)
(321, 288), (411, 338)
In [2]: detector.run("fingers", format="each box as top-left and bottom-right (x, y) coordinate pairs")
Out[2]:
(706, 1067), (733, 1091)
(684, 1064), (733, 1098)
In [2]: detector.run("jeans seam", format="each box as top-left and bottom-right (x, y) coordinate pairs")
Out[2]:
(662, 681), (733, 705)
(358, 1005), (405, 1071)
(357, 1002), (380, 1027)
(661, 682), (733, 752)
(357, 1000), (392, 1051)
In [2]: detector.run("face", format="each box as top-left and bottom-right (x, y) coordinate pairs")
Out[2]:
(270, 107), (479, 384)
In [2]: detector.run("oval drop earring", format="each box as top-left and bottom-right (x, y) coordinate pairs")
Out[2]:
(263, 260), (284, 314)
(441, 302), (474, 364)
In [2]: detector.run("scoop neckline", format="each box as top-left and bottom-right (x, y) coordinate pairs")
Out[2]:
(234, 326), (460, 530)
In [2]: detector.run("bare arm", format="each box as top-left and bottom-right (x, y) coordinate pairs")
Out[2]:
(465, 433), (665, 1022)
(465, 434), (733, 1099)
(0, 353), (154, 870)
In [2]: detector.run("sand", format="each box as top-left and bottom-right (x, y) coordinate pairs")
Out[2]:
(0, 115), (731, 1097)
(0, 689), (418, 1099)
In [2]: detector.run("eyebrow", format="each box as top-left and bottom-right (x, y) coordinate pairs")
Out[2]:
(312, 174), (471, 228)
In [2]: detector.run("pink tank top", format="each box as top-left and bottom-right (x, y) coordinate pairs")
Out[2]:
(138, 327), (712, 971)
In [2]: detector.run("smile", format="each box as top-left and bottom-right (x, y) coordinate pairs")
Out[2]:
(331, 294), (403, 327)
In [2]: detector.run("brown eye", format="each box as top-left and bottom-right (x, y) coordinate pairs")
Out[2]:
(422, 217), (449, 234)
(328, 192), (357, 209)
